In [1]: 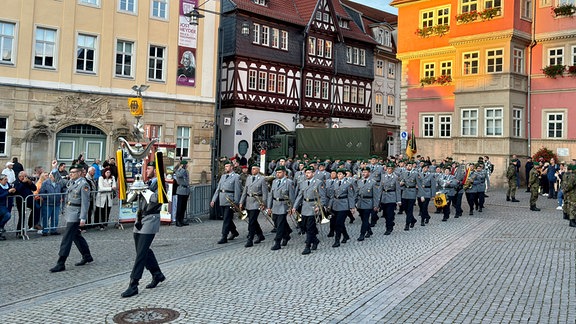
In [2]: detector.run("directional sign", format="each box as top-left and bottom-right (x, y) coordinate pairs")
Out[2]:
(400, 131), (408, 140)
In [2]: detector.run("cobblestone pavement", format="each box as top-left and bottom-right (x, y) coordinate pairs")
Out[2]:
(0, 189), (574, 323)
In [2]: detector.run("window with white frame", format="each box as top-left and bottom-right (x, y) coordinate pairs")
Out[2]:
(324, 40), (332, 59)
(115, 40), (133, 77)
(421, 9), (434, 27)
(305, 79), (313, 97)
(463, 51), (479, 75)
(0, 117), (6, 155)
(461, 109), (478, 136)
(512, 107), (522, 137)
(346, 46), (365, 66)
(277, 74), (285, 94)
(261, 26), (269, 46)
(280, 31), (288, 50)
(571, 45), (576, 65)
(34, 27), (57, 68)
(486, 49), (503, 73)
(119, 0), (136, 12)
(258, 71), (267, 91)
(152, 0), (168, 19)
(384, 30), (391, 47)
(308, 37), (316, 56)
(423, 116), (434, 137)
(436, 7), (450, 25)
(547, 112), (564, 138)
(387, 95), (395, 115)
(513, 48), (524, 73)
(359, 49), (366, 66)
(316, 39), (324, 57)
(253, 0), (267, 5)
(439, 115), (452, 137)
(313, 80), (321, 98)
(461, 0), (478, 13)
(424, 62), (435, 77)
(148, 45), (165, 81)
(252, 23), (260, 44)
(388, 62), (396, 78)
(440, 61), (452, 75)
(271, 28), (279, 48)
(0, 22), (15, 64)
(485, 107), (503, 136)
(268, 73), (276, 92)
(346, 46), (351, 63)
(353, 48), (359, 64)
(485, 0), (502, 8)
(343, 85), (350, 102)
(351, 86), (358, 103)
(375, 94), (383, 115)
(548, 47), (563, 65)
(80, 0), (99, 5)
(521, 0), (532, 18)
(248, 70), (257, 90)
(76, 34), (97, 73)
(176, 126), (190, 158)
(322, 81), (329, 100)
(376, 60), (384, 76)
(338, 19), (349, 29)
(358, 87), (365, 105)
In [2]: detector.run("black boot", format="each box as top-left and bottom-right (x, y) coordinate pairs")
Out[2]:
(404, 224), (410, 231)
(506, 196), (510, 201)
(217, 236), (228, 244)
(384, 228), (392, 235)
(50, 256), (67, 273)
(420, 219), (425, 226)
(569, 219), (576, 228)
(563, 213), (569, 220)
(146, 273), (166, 289)
(327, 230), (334, 237)
(302, 244), (311, 255)
(271, 240), (281, 250)
(75, 255), (94, 266)
(311, 239), (319, 250)
(227, 231), (239, 240)
(245, 239), (254, 248)
(332, 234), (341, 247)
(511, 197), (519, 202)
(121, 279), (139, 298)
(254, 235), (265, 244)
(530, 205), (541, 211)
(357, 234), (365, 241)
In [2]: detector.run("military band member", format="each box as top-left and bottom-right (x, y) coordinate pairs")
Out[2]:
(399, 161), (418, 231)
(464, 163), (478, 216)
(239, 164), (268, 247)
(417, 164), (436, 225)
(121, 161), (166, 298)
(293, 166), (325, 255)
(345, 169), (357, 224)
(528, 162), (542, 211)
(329, 168), (355, 247)
(49, 162), (94, 273)
(210, 160), (242, 244)
(356, 167), (379, 241)
(437, 167), (458, 221)
(267, 166), (294, 250)
(379, 163), (401, 235)
(368, 156), (383, 226)
(452, 162), (466, 217)
(473, 163), (487, 212)
(174, 160), (190, 227)
(314, 162), (329, 182)
(325, 169), (338, 237)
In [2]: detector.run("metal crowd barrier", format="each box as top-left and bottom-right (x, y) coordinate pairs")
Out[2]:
(185, 184), (212, 223)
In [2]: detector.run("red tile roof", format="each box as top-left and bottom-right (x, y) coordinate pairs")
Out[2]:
(340, 0), (398, 25)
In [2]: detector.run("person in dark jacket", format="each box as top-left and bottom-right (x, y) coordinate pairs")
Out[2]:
(14, 171), (39, 233)
(525, 157), (534, 192)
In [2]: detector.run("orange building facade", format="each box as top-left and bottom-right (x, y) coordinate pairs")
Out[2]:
(391, 0), (576, 187)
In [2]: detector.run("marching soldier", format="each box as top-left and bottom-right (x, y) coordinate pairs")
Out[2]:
(293, 166), (325, 254)
(355, 167), (379, 241)
(452, 162), (466, 217)
(506, 159), (520, 202)
(528, 162), (542, 211)
(174, 160), (190, 227)
(210, 160), (242, 244)
(437, 166), (458, 221)
(267, 166), (294, 250)
(464, 163), (478, 216)
(239, 164), (268, 247)
(368, 156), (383, 226)
(379, 163), (401, 235)
(399, 161), (418, 231)
(345, 169), (357, 224)
(328, 168), (355, 247)
(49, 161), (94, 273)
(416, 164), (436, 225)
(314, 162), (329, 182)
(325, 169), (338, 237)
(473, 163), (487, 212)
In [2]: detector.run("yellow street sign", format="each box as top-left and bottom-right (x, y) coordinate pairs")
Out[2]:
(128, 97), (143, 116)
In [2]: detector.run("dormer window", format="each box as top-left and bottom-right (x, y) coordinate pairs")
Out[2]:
(253, 0), (266, 6)
(338, 18), (349, 29)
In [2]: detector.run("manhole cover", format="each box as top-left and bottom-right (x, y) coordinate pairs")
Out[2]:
(113, 307), (180, 323)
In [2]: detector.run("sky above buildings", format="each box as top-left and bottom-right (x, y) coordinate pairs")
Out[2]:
(350, 0), (398, 13)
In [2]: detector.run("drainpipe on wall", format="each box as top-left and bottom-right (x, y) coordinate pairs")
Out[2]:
(527, 1), (537, 157)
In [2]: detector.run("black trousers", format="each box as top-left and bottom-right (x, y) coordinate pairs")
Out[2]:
(443, 196), (454, 219)
(246, 209), (264, 240)
(333, 210), (349, 241)
(176, 194), (188, 223)
(381, 203), (396, 230)
(370, 208), (379, 226)
(58, 221), (91, 259)
(302, 215), (318, 245)
(272, 213), (291, 242)
(465, 192), (477, 211)
(401, 198), (416, 225)
(220, 205), (237, 237)
(453, 191), (464, 216)
(358, 208), (371, 235)
(130, 233), (161, 280)
(417, 198), (431, 220)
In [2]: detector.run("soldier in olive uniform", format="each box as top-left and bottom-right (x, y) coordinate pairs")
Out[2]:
(174, 160), (190, 227)
(293, 166), (326, 254)
(211, 160), (242, 244)
(121, 161), (166, 298)
(528, 162), (542, 211)
(561, 165), (576, 227)
(506, 159), (520, 202)
(267, 166), (294, 250)
(239, 164), (268, 247)
(379, 163), (401, 235)
(417, 164), (436, 225)
(399, 161), (418, 231)
(328, 168), (355, 247)
(49, 162), (94, 273)
(355, 167), (379, 241)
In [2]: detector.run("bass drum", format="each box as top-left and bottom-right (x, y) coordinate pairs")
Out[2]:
(434, 193), (448, 208)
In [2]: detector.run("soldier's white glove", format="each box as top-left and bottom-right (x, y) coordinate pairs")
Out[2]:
(141, 189), (154, 203)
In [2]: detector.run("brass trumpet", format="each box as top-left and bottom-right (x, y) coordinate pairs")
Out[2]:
(225, 196), (248, 221)
(252, 193), (275, 227)
(314, 188), (330, 224)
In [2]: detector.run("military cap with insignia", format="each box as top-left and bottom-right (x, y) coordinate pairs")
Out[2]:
(69, 164), (84, 171)
(250, 163), (260, 169)
(222, 160), (233, 165)
(336, 168), (347, 174)
(386, 163), (395, 168)
(362, 166), (371, 172)
(276, 166), (286, 171)
(147, 161), (156, 167)
(305, 166), (314, 171)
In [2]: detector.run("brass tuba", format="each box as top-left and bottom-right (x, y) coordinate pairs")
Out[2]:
(314, 188), (330, 224)
(225, 196), (248, 221)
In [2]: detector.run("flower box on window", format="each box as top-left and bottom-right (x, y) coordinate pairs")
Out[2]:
(456, 11), (479, 23)
(420, 76), (436, 86)
(436, 74), (452, 85)
(568, 65), (576, 77)
(552, 3), (576, 17)
(479, 7), (501, 20)
(415, 24), (450, 38)
(542, 64), (566, 78)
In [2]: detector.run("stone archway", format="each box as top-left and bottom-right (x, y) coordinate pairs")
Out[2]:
(252, 123), (287, 157)
(55, 124), (107, 163)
